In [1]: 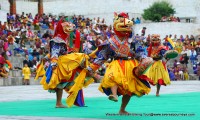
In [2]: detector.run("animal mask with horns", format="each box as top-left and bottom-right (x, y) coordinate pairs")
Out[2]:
(113, 12), (133, 38)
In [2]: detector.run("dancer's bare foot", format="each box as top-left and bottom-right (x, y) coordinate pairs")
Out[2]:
(108, 95), (118, 102)
(55, 104), (67, 108)
(156, 92), (160, 97)
(119, 110), (129, 115)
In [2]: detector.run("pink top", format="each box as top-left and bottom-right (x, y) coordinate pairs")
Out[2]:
(4, 42), (9, 51)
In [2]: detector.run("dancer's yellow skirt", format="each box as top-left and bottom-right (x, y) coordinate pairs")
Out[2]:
(142, 60), (171, 86)
(35, 53), (94, 107)
(99, 59), (151, 96)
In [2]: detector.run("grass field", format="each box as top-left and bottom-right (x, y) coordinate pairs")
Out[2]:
(0, 92), (199, 120)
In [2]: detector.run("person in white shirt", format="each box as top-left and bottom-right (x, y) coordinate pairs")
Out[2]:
(189, 48), (197, 65)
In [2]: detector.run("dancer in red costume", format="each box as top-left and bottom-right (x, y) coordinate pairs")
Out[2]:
(140, 34), (178, 96)
(36, 19), (94, 108)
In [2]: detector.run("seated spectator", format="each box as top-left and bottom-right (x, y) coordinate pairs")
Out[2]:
(0, 55), (8, 78)
(168, 66), (175, 81)
(5, 59), (12, 70)
(32, 56), (39, 74)
(0, 63), (8, 78)
(174, 66), (180, 80)
(35, 38), (41, 49)
(193, 63), (198, 74)
(28, 53), (34, 62)
(43, 30), (51, 39)
(0, 36), (4, 55)
(131, 18), (135, 24)
(32, 49), (40, 60)
(173, 59), (178, 68)
(161, 16), (167, 22)
(0, 52), (6, 63)
(135, 17), (141, 24)
(178, 65), (184, 80)
(191, 39), (197, 48)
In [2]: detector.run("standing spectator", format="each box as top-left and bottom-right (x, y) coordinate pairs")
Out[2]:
(183, 68), (189, 80)
(33, 15), (40, 31)
(23, 55), (33, 67)
(141, 27), (146, 36)
(32, 56), (39, 67)
(177, 17), (180, 22)
(146, 34), (151, 45)
(180, 53), (189, 67)
(190, 48), (197, 65)
(7, 13), (10, 24)
(22, 63), (31, 85)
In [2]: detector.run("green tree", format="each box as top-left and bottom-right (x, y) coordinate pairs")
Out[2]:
(142, 1), (175, 22)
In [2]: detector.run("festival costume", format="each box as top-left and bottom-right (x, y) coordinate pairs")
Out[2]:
(87, 13), (150, 98)
(140, 35), (177, 86)
(35, 20), (94, 107)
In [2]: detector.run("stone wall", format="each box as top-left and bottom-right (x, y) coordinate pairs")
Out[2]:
(133, 22), (200, 39)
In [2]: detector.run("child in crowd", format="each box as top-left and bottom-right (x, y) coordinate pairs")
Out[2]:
(183, 69), (189, 80)
(22, 63), (31, 85)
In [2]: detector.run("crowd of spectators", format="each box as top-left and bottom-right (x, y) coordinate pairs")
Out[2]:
(0, 12), (116, 79)
(161, 16), (180, 22)
(131, 17), (141, 24)
(0, 12), (199, 81)
(128, 33), (200, 81)
(164, 34), (200, 80)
